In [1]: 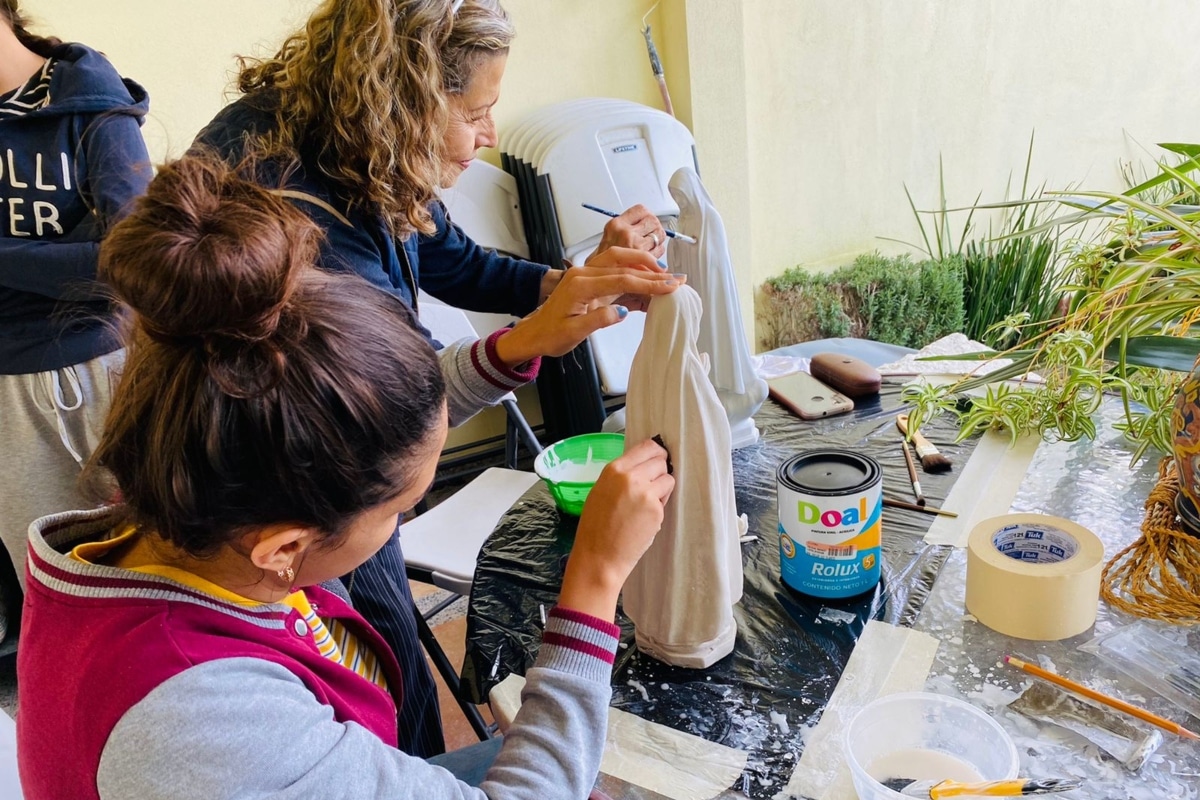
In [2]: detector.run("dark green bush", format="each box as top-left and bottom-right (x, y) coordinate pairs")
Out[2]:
(759, 252), (964, 350)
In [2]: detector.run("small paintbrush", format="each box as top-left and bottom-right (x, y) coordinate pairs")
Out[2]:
(900, 442), (926, 506)
(896, 414), (952, 473)
(883, 497), (958, 518)
(581, 203), (698, 244)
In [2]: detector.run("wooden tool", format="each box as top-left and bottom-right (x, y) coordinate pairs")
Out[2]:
(896, 414), (952, 473)
(901, 442), (926, 506)
(883, 497), (958, 518)
(1004, 655), (1200, 740)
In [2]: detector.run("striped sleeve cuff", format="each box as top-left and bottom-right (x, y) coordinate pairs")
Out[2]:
(535, 606), (620, 683)
(442, 331), (539, 425)
(472, 328), (541, 387)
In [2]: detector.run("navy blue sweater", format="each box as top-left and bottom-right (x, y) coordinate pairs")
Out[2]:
(0, 43), (151, 374)
(194, 92), (549, 329)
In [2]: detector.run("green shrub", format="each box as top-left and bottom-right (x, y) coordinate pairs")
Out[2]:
(759, 252), (964, 350)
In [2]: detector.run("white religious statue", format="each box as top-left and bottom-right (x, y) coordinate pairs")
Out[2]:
(667, 166), (768, 449)
(621, 285), (744, 668)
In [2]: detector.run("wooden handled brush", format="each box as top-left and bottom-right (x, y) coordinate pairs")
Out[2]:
(896, 414), (952, 473)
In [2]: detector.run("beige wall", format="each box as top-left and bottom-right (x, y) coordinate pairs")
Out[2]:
(31, 1), (671, 162)
(32, 0), (1200, 296)
(487, 1), (668, 162)
(735, 0), (1200, 343)
(31, 1), (318, 161)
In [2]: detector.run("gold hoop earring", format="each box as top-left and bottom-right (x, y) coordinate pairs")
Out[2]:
(277, 566), (295, 584)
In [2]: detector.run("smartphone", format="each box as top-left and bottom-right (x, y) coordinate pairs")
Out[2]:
(768, 371), (854, 420)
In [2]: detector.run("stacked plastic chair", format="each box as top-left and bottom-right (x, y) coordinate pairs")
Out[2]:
(499, 98), (697, 440)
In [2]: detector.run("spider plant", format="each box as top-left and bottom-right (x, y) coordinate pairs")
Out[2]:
(903, 143), (1200, 463)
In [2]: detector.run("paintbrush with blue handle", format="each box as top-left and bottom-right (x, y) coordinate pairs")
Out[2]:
(581, 203), (698, 244)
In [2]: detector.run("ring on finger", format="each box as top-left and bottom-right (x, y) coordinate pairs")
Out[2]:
(649, 232), (661, 248)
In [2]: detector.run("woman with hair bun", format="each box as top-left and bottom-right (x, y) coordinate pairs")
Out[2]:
(16, 154), (675, 798)
(0, 0), (152, 641)
(195, 0), (681, 755)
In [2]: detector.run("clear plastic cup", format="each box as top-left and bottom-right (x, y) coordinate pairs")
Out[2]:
(844, 692), (1019, 800)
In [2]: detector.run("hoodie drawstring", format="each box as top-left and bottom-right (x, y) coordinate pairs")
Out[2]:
(29, 367), (86, 466)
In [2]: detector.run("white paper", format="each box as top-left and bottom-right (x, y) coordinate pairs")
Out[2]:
(490, 674), (748, 800)
(876, 333), (1013, 377)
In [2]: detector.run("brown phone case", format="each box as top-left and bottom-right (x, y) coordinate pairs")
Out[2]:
(767, 372), (854, 420)
(810, 353), (881, 398)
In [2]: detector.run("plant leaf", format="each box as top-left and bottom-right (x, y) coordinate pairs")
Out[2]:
(1159, 143), (1200, 158)
(1123, 151), (1200, 197)
(1102, 335), (1200, 372)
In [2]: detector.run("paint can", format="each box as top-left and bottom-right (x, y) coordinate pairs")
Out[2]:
(777, 449), (883, 598)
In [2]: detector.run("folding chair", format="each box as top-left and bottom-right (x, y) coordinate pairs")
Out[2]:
(418, 298), (540, 469)
(402, 466), (539, 740)
(408, 303), (543, 741)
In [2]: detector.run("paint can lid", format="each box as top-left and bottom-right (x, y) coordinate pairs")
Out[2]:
(779, 449), (881, 496)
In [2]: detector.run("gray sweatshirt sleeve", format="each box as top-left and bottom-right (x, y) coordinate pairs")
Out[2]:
(97, 608), (616, 800)
(437, 331), (540, 428)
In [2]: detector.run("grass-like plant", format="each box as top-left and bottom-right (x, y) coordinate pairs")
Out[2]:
(892, 136), (1071, 350)
(903, 143), (1200, 462)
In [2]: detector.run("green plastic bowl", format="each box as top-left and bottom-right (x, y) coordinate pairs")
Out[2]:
(534, 433), (626, 516)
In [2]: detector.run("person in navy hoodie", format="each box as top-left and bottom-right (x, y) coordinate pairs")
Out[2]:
(0, 0), (152, 642)
(195, 0), (681, 757)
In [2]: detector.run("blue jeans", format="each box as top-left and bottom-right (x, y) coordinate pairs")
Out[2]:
(427, 736), (503, 786)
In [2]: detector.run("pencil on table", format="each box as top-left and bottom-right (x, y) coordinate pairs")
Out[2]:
(1004, 655), (1200, 740)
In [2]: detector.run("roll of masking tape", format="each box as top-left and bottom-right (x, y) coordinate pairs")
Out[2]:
(965, 514), (1105, 641)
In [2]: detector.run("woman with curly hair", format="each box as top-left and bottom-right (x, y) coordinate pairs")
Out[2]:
(193, 0), (679, 757)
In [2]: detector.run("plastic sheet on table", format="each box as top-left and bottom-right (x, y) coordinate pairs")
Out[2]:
(913, 399), (1200, 800)
(462, 381), (981, 797)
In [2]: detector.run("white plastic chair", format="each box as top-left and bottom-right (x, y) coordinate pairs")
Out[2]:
(402, 468), (538, 740)
(402, 468), (539, 598)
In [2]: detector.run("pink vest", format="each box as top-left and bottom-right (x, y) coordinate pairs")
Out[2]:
(17, 510), (404, 800)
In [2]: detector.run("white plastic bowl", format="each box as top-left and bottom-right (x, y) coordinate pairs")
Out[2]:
(844, 692), (1019, 800)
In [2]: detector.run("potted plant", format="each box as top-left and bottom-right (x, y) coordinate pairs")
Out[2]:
(903, 143), (1200, 472)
